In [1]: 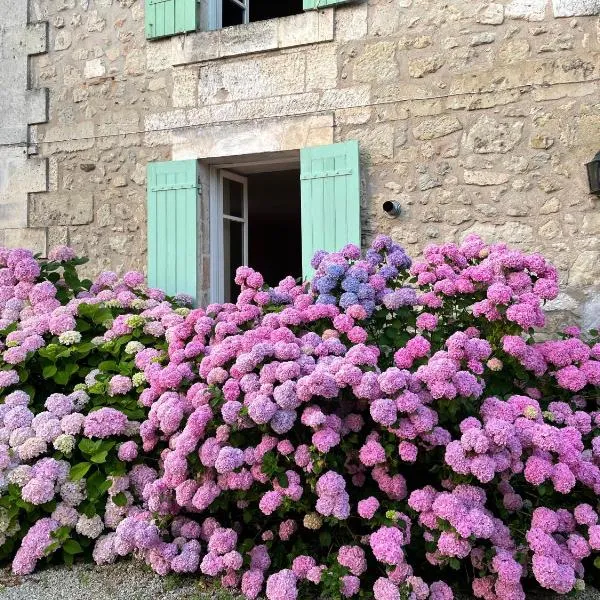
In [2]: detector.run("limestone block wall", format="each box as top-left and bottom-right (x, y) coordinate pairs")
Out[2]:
(13, 0), (600, 326)
(0, 1), (48, 253)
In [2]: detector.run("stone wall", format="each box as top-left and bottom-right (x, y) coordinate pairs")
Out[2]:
(0, 1), (48, 253)
(11, 0), (600, 324)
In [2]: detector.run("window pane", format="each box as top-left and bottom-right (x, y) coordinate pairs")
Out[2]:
(223, 0), (245, 27)
(223, 178), (244, 218)
(223, 219), (244, 303)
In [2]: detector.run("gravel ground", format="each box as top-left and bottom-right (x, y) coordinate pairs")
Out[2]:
(0, 561), (242, 600)
(0, 561), (598, 600)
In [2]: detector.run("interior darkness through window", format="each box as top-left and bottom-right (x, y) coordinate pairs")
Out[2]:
(249, 0), (304, 22)
(222, 0), (244, 27)
(247, 169), (302, 289)
(222, 0), (304, 28)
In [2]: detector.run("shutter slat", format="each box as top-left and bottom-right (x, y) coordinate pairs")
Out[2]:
(147, 160), (199, 302)
(145, 0), (198, 39)
(300, 141), (361, 279)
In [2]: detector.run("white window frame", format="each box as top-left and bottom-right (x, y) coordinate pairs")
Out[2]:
(209, 0), (250, 30)
(210, 168), (249, 303)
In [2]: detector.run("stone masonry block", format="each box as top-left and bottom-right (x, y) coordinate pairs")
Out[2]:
(0, 228), (47, 255)
(30, 193), (94, 226)
(0, 152), (47, 228)
(220, 19), (278, 58)
(552, 0), (600, 16)
(505, 0), (547, 21)
(170, 114), (334, 160)
(198, 53), (306, 104)
(277, 8), (333, 48)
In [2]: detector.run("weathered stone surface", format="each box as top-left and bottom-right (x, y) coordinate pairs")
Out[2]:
(413, 116), (462, 140)
(464, 116), (524, 154)
(84, 58), (105, 79)
(582, 213), (600, 234)
(31, 194), (94, 226)
(464, 170), (510, 185)
(477, 3), (505, 25)
(198, 54), (305, 104)
(408, 55), (444, 78)
(354, 42), (399, 83)
(552, 0), (600, 17)
(505, 0), (547, 21)
(570, 252), (600, 285)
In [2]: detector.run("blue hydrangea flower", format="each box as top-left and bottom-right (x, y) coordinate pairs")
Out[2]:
(315, 294), (337, 305)
(361, 300), (376, 316)
(339, 292), (359, 310)
(347, 267), (369, 283)
(314, 275), (338, 294)
(326, 264), (347, 278)
(357, 284), (376, 301)
(380, 266), (399, 280)
(341, 276), (360, 293)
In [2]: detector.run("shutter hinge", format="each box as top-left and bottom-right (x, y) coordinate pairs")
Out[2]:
(150, 183), (198, 191)
(300, 169), (353, 180)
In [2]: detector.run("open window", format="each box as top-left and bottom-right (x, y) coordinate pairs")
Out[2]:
(147, 142), (360, 305)
(219, 0), (304, 28)
(145, 0), (356, 39)
(210, 156), (302, 303)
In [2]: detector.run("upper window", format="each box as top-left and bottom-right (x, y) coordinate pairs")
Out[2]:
(219, 0), (304, 29)
(145, 0), (355, 40)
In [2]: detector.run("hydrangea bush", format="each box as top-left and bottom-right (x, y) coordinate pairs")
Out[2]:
(0, 237), (599, 600)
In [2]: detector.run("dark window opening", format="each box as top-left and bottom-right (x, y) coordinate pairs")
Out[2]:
(249, 0), (304, 23)
(222, 0), (245, 27)
(248, 169), (302, 289)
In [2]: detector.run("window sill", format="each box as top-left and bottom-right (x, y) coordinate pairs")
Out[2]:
(169, 9), (334, 67)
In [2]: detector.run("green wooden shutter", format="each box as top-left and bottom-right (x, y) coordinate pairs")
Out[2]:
(300, 141), (361, 278)
(147, 160), (199, 301)
(145, 0), (198, 39)
(303, 0), (355, 9)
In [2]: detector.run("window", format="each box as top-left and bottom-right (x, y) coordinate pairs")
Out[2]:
(211, 159), (302, 303)
(147, 141), (360, 305)
(145, 0), (356, 39)
(217, 0), (304, 29)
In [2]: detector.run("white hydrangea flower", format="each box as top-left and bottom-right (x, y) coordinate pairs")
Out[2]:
(85, 369), (100, 387)
(60, 480), (87, 507)
(75, 514), (104, 539)
(130, 299), (145, 310)
(7, 465), (32, 487)
(69, 390), (89, 410)
(17, 437), (47, 461)
(125, 341), (144, 355)
(132, 372), (146, 387)
(91, 336), (105, 346)
(58, 330), (82, 346)
(126, 315), (145, 328)
(0, 508), (9, 533)
(51, 503), (79, 527)
(174, 307), (191, 317)
(303, 512), (322, 530)
(53, 434), (76, 454)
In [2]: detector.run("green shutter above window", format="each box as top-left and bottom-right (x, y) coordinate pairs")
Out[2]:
(145, 0), (198, 39)
(300, 141), (361, 279)
(147, 160), (199, 302)
(303, 0), (355, 9)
